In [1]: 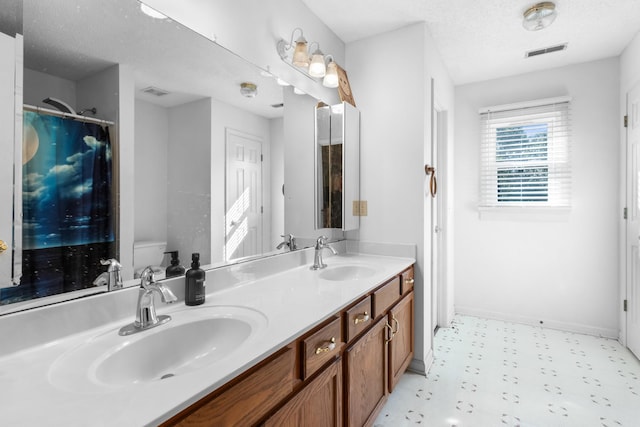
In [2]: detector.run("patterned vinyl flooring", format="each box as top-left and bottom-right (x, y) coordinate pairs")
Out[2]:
(374, 315), (640, 427)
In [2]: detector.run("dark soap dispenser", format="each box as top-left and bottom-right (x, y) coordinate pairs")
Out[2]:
(165, 251), (186, 278)
(185, 253), (205, 306)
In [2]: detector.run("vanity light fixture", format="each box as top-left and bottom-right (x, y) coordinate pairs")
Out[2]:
(322, 57), (339, 88)
(240, 82), (257, 98)
(277, 28), (338, 88)
(522, 2), (557, 31)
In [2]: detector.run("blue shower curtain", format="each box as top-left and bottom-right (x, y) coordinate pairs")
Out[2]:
(0, 111), (115, 304)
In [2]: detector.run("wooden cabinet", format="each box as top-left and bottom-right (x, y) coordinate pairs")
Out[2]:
(162, 264), (415, 427)
(388, 291), (414, 393)
(344, 317), (388, 427)
(163, 346), (298, 426)
(264, 358), (342, 427)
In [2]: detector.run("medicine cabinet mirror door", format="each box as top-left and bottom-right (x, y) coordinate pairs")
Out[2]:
(314, 102), (360, 231)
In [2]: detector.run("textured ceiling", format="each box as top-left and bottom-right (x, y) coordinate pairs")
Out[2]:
(302, 0), (640, 85)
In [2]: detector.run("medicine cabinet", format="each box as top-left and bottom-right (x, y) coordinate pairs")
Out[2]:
(314, 102), (360, 231)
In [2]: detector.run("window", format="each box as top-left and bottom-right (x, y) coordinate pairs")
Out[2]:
(479, 97), (571, 208)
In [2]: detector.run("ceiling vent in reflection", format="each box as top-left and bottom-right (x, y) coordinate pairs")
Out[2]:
(141, 86), (170, 97)
(271, 103), (284, 108)
(525, 43), (567, 58)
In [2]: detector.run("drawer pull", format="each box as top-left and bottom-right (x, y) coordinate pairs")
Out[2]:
(392, 315), (400, 334)
(404, 278), (415, 284)
(0, 240), (7, 254)
(385, 322), (394, 343)
(315, 337), (336, 355)
(353, 311), (370, 325)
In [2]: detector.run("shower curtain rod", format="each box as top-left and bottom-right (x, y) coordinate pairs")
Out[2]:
(23, 104), (115, 126)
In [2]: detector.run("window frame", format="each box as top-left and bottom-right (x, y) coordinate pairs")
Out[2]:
(479, 96), (571, 215)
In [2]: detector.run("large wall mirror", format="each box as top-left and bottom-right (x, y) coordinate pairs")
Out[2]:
(0, 0), (331, 314)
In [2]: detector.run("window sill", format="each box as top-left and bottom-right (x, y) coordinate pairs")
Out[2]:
(478, 206), (571, 222)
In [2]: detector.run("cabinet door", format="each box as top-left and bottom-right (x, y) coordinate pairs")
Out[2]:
(388, 292), (414, 392)
(344, 317), (388, 427)
(264, 358), (342, 427)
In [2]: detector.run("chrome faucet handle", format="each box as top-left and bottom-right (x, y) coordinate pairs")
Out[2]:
(99, 258), (123, 290)
(315, 235), (329, 248)
(139, 266), (156, 289)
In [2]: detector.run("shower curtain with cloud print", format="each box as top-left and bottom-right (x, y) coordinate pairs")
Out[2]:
(0, 111), (115, 304)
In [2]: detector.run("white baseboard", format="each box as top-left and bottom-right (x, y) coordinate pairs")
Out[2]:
(408, 348), (433, 376)
(455, 306), (618, 339)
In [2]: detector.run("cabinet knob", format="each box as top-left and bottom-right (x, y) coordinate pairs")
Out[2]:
(315, 337), (336, 355)
(0, 240), (7, 254)
(404, 278), (415, 285)
(353, 311), (370, 325)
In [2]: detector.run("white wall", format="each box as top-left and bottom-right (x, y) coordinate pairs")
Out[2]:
(167, 98), (212, 266)
(23, 69), (76, 108)
(270, 117), (285, 248)
(134, 100), (168, 244)
(454, 58), (620, 337)
(619, 30), (640, 343)
(346, 23), (455, 373)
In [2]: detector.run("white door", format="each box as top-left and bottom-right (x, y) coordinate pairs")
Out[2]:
(626, 83), (640, 358)
(225, 129), (263, 261)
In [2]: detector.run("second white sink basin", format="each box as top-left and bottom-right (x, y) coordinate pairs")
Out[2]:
(48, 305), (267, 393)
(319, 265), (377, 281)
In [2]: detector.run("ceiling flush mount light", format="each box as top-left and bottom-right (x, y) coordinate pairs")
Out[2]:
(523, 2), (557, 31)
(277, 28), (339, 88)
(240, 82), (257, 98)
(140, 3), (168, 20)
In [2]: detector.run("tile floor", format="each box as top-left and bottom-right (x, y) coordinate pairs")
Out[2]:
(374, 315), (640, 427)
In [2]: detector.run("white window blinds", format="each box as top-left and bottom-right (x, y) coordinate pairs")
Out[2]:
(479, 97), (571, 208)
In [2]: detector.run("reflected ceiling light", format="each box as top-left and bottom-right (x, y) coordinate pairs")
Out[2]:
(276, 77), (290, 86)
(277, 28), (340, 88)
(523, 2), (557, 31)
(240, 82), (257, 98)
(293, 87), (306, 95)
(140, 3), (168, 20)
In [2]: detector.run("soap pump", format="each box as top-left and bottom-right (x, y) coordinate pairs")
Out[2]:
(185, 253), (205, 306)
(164, 251), (186, 278)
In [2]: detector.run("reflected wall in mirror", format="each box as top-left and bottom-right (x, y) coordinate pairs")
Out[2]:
(0, 0), (322, 314)
(315, 102), (360, 231)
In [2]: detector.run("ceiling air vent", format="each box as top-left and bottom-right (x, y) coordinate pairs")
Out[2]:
(271, 103), (284, 108)
(525, 43), (567, 58)
(141, 86), (170, 97)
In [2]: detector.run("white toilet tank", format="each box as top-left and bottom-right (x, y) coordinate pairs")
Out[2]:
(133, 241), (167, 278)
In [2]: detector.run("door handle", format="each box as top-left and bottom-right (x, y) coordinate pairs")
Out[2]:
(425, 165), (437, 198)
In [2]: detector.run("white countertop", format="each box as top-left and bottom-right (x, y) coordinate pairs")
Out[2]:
(0, 250), (414, 426)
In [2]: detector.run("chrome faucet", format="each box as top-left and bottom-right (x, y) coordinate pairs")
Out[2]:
(96, 258), (123, 291)
(311, 236), (337, 270)
(276, 234), (297, 251)
(119, 266), (177, 336)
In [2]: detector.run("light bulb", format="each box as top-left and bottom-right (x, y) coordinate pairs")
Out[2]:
(323, 61), (339, 88)
(292, 37), (309, 67)
(308, 51), (326, 77)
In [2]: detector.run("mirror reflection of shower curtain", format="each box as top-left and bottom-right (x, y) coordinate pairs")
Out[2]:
(0, 111), (114, 304)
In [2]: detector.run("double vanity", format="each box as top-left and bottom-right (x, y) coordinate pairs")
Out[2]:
(0, 242), (415, 426)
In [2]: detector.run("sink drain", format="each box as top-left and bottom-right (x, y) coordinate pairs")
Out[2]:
(160, 373), (175, 380)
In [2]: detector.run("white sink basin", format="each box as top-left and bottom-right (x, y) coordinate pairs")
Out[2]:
(48, 305), (267, 393)
(319, 265), (377, 281)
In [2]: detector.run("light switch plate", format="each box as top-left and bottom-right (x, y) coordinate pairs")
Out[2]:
(353, 200), (368, 216)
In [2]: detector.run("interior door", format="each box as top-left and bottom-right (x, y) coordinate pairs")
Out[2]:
(225, 129), (263, 261)
(431, 106), (444, 332)
(626, 83), (640, 358)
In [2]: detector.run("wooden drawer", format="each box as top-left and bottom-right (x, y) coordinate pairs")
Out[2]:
(344, 296), (372, 342)
(373, 276), (400, 318)
(401, 266), (415, 295)
(302, 316), (343, 380)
